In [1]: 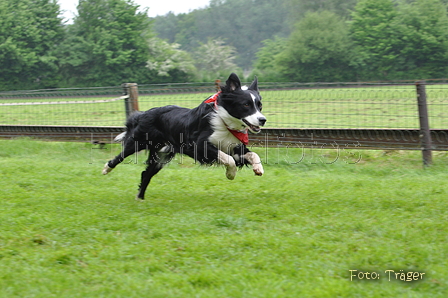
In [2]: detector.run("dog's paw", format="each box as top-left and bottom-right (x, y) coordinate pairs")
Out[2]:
(253, 164), (264, 176)
(102, 163), (113, 175)
(225, 165), (237, 180)
(135, 195), (145, 202)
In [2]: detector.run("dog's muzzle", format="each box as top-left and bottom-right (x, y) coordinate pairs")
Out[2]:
(243, 117), (266, 133)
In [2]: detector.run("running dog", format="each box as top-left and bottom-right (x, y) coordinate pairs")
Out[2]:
(103, 73), (266, 200)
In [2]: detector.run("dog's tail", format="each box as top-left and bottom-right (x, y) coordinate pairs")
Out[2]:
(114, 111), (143, 142)
(114, 132), (127, 142)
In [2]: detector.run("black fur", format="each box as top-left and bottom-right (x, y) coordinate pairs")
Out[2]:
(104, 73), (265, 200)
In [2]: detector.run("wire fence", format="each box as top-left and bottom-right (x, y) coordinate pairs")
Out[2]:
(0, 81), (447, 129)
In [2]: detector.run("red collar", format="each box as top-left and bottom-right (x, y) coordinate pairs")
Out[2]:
(204, 91), (221, 108)
(205, 91), (249, 145)
(228, 129), (249, 145)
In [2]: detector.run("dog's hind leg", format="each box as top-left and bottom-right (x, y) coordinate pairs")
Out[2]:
(136, 148), (175, 201)
(103, 138), (145, 175)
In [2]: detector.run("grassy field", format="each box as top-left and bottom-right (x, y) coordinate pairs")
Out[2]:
(0, 138), (447, 297)
(1, 85), (447, 128)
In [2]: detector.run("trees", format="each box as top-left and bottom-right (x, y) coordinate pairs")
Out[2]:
(286, 0), (359, 20)
(154, 0), (290, 70)
(57, 0), (199, 87)
(274, 11), (357, 82)
(57, 0), (152, 87)
(350, 0), (401, 80)
(253, 0), (448, 83)
(395, 0), (448, 78)
(1, 0), (448, 90)
(0, 0), (64, 90)
(193, 39), (240, 81)
(57, 0), (200, 87)
(252, 37), (288, 82)
(146, 38), (196, 83)
(350, 0), (448, 80)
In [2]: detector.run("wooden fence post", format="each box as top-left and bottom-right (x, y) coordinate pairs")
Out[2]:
(215, 79), (221, 92)
(122, 83), (139, 119)
(415, 80), (433, 166)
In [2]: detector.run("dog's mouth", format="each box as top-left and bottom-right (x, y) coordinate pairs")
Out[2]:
(242, 119), (261, 133)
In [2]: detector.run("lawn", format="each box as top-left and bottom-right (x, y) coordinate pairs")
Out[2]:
(1, 84), (447, 128)
(0, 139), (447, 297)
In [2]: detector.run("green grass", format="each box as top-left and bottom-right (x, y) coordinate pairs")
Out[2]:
(0, 96), (125, 126)
(1, 85), (447, 128)
(0, 139), (447, 297)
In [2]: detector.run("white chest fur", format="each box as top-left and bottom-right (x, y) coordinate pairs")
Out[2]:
(209, 114), (241, 154)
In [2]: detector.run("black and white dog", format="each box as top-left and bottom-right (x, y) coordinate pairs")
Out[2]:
(102, 73), (266, 200)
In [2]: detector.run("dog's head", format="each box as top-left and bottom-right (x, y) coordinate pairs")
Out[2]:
(217, 73), (266, 133)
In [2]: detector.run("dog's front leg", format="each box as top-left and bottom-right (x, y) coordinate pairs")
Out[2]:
(217, 151), (237, 180)
(244, 152), (264, 176)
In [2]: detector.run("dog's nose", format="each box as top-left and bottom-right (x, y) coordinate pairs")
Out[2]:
(258, 117), (267, 126)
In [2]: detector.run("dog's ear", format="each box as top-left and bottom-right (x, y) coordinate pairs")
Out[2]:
(225, 73), (242, 91)
(248, 76), (259, 92)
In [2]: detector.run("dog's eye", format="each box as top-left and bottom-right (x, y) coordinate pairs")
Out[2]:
(243, 103), (250, 108)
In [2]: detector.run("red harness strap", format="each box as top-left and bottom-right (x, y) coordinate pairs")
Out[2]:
(204, 92), (249, 145)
